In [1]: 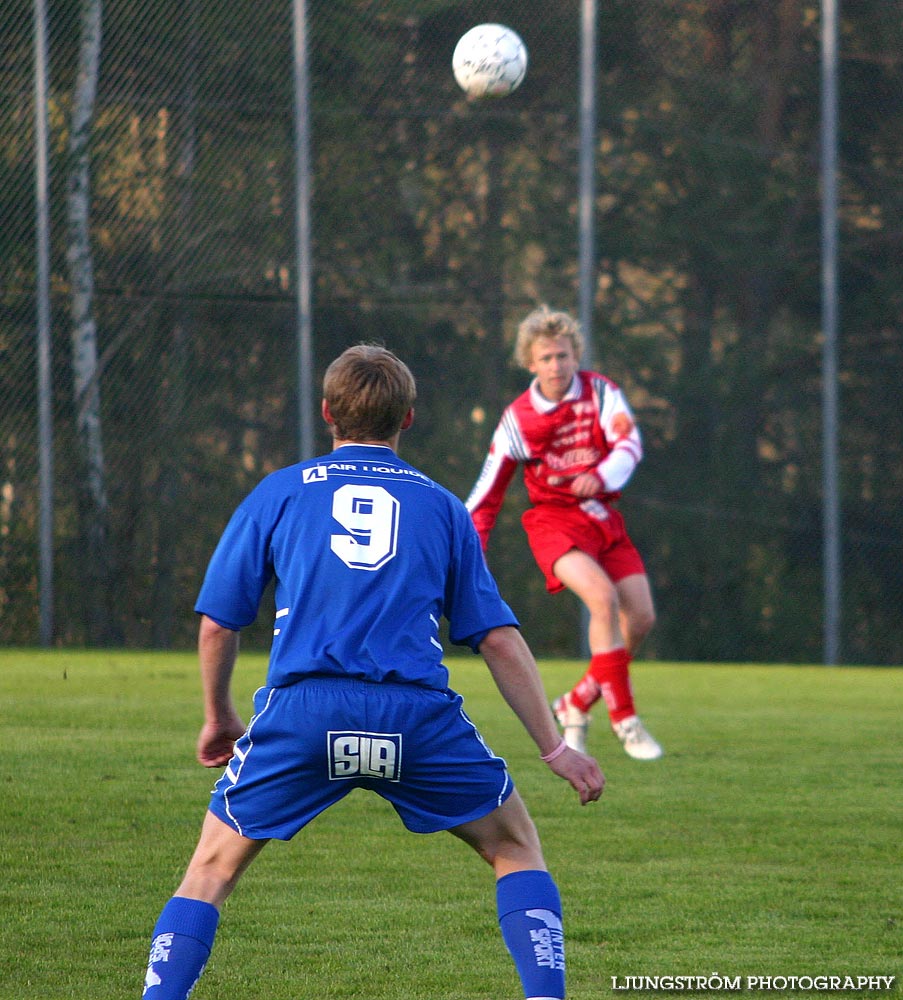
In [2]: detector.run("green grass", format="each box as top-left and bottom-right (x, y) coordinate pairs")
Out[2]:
(0, 650), (900, 999)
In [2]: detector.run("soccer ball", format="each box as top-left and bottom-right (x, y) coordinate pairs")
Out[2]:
(452, 24), (528, 98)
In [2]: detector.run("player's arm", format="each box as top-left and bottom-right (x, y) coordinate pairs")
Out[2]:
(478, 625), (605, 805)
(465, 441), (519, 550)
(196, 614), (247, 768)
(552, 382), (643, 498)
(595, 382), (642, 491)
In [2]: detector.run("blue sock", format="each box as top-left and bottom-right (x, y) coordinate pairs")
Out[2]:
(142, 897), (220, 999)
(496, 869), (565, 1000)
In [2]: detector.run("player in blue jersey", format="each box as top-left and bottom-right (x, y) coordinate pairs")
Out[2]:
(140, 344), (604, 1000)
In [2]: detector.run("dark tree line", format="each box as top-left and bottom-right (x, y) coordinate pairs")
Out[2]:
(1, 0), (901, 662)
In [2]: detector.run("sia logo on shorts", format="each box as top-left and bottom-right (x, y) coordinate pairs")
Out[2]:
(328, 731), (402, 781)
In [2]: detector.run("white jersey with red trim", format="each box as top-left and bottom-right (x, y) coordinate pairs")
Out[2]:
(465, 370), (642, 548)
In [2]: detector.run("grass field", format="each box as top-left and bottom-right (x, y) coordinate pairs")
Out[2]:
(0, 649), (900, 999)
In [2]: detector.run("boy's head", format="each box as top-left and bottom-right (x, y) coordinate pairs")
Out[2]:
(323, 344), (416, 442)
(514, 305), (584, 370)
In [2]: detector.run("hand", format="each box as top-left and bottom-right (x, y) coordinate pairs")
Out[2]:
(546, 746), (605, 805)
(547, 470), (603, 498)
(196, 713), (247, 768)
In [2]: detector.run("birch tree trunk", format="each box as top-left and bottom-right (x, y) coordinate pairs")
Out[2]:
(66, 0), (115, 643)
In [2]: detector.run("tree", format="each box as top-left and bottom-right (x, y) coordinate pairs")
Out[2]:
(66, 0), (119, 642)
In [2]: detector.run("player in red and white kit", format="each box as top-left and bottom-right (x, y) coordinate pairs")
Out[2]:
(466, 306), (663, 760)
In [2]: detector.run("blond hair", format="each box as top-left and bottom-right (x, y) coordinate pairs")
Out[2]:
(514, 305), (584, 369)
(323, 344), (416, 442)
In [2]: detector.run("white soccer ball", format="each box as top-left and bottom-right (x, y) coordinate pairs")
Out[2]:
(452, 24), (528, 98)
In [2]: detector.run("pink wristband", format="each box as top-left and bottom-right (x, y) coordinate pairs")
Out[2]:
(540, 737), (569, 763)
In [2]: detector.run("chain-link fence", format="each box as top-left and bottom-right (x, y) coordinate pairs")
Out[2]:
(2, 0), (902, 662)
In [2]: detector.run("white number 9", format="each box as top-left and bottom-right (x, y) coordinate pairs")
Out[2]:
(330, 484), (399, 570)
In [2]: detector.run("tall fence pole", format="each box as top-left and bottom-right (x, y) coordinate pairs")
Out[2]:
(821, 0), (841, 664)
(292, 0), (315, 460)
(577, 0), (597, 658)
(578, 0), (597, 371)
(33, 0), (54, 645)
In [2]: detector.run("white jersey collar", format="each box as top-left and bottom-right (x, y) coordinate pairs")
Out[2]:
(529, 373), (581, 413)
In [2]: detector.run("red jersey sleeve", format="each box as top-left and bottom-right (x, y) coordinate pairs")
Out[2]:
(465, 424), (520, 551)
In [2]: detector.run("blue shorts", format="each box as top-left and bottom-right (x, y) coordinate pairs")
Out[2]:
(209, 677), (514, 840)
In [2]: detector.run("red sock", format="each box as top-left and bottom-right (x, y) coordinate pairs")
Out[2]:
(571, 648), (635, 723)
(569, 672), (600, 714)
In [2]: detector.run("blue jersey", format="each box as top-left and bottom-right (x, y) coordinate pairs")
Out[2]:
(195, 444), (518, 690)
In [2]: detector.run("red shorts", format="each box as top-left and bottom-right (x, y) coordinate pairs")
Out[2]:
(521, 503), (646, 594)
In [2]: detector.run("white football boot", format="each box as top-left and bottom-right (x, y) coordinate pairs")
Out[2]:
(552, 692), (589, 753)
(612, 715), (663, 760)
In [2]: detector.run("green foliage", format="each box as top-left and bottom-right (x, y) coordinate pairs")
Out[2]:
(1, 649), (901, 998)
(1, 1), (902, 659)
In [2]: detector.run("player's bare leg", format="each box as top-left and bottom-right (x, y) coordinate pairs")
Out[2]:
(549, 550), (662, 759)
(616, 572), (656, 657)
(142, 812), (267, 998)
(552, 548), (623, 652)
(450, 788), (546, 875)
(174, 809), (269, 907)
(451, 792), (566, 1000)
(548, 549), (621, 751)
